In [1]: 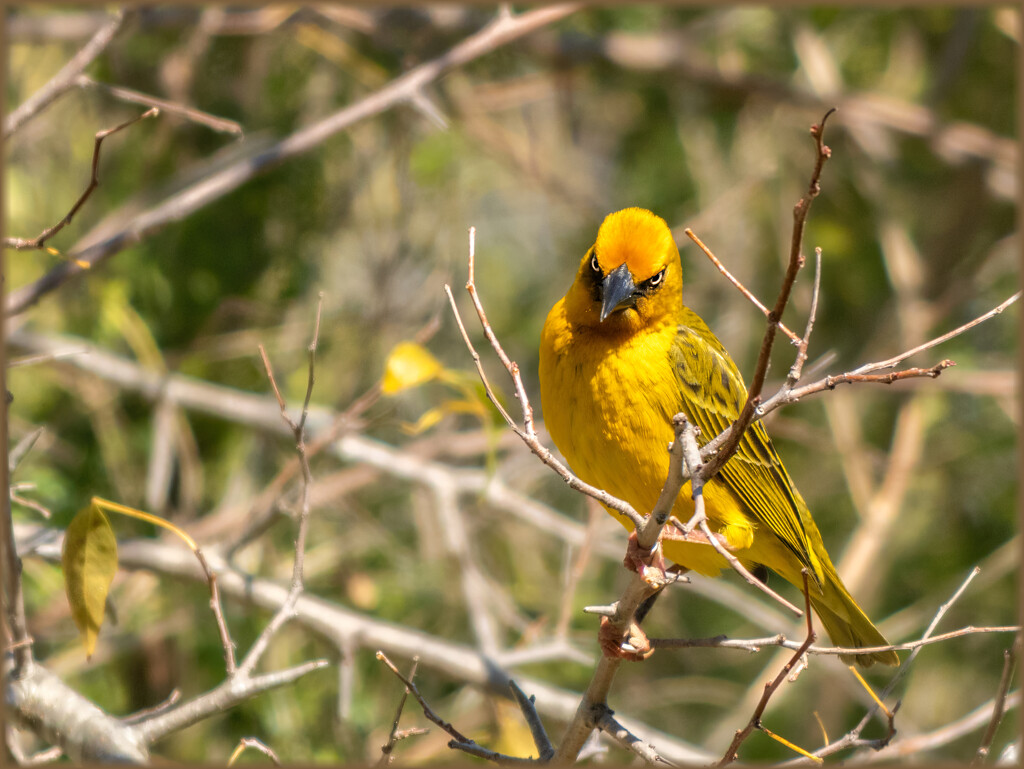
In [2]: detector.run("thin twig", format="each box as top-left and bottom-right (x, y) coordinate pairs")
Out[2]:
(701, 109), (836, 481)
(5, 107), (160, 251)
(792, 567), (985, 762)
(595, 708), (673, 765)
(122, 689), (182, 725)
(509, 680), (555, 761)
(463, 227), (537, 438)
(973, 636), (1020, 765)
(4, 9), (128, 137)
(650, 624), (1020, 656)
(718, 571), (817, 766)
(376, 651), (475, 745)
(76, 75), (242, 134)
(787, 247), (823, 385)
(674, 418), (803, 617)
(697, 289), (1018, 459)
(6, 3), (583, 316)
(445, 280), (644, 528)
(8, 427), (45, 473)
(238, 296), (323, 676)
(379, 657), (421, 766)
(228, 737), (281, 766)
(685, 227), (799, 343)
(851, 291), (1020, 376)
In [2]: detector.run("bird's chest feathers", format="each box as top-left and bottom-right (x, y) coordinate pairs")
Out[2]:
(546, 322), (677, 505)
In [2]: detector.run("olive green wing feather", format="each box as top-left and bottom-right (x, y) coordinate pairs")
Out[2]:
(670, 309), (824, 584)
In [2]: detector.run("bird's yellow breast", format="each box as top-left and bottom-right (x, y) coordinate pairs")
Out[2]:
(540, 299), (758, 577)
(541, 301), (675, 510)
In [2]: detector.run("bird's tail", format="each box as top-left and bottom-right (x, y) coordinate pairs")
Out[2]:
(809, 571), (900, 668)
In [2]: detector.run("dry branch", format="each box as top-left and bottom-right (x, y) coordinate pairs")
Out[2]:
(16, 528), (714, 765)
(4, 9), (128, 137)
(5, 4), (583, 316)
(718, 572), (817, 766)
(5, 107), (160, 252)
(701, 109), (835, 481)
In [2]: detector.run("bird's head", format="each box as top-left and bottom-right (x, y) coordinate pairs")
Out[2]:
(567, 207), (683, 333)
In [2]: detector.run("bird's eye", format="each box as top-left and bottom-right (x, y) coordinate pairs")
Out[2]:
(649, 268), (666, 287)
(590, 253), (601, 273)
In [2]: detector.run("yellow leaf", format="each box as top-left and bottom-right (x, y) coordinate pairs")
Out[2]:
(382, 341), (443, 394)
(400, 407), (445, 435)
(61, 504), (118, 659)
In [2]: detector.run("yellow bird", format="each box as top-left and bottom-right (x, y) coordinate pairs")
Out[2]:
(539, 207), (898, 667)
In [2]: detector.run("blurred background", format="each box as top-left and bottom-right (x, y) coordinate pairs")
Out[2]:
(5, 5), (1018, 764)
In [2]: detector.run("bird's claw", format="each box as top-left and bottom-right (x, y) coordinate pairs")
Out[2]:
(599, 616), (654, 661)
(623, 530), (668, 588)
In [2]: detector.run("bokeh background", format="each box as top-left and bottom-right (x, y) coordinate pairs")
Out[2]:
(5, 5), (1018, 764)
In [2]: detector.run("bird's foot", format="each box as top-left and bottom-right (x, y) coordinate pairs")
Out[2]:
(599, 616), (654, 661)
(623, 530), (668, 588)
(663, 520), (733, 550)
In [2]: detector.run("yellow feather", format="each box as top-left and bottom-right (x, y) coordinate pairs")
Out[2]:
(539, 208), (898, 667)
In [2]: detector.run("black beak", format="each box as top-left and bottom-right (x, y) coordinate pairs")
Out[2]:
(600, 263), (637, 321)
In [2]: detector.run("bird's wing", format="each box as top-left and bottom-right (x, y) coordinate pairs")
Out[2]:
(670, 311), (823, 582)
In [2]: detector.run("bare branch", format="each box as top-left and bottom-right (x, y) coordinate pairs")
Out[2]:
(787, 247), (823, 386)
(595, 708), (673, 765)
(5, 3), (583, 317)
(790, 567), (985, 762)
(5, 663), (148, 762)
(4, 9), (128, 137)
(973, 637), (1020, 765)
(684, 227), (799, 343)
(21, 527), (715, 765)
(228, 737), (281, 766)
(718, 571), (817, 766)
(76, 75), (242, 134)
(238, 298), (323, 676)
(4, 107), (160, 252)
(701, 109), (836, 481)
(651, 624), (1021, 657)
(445, 276), (644, 528)
(378, 657), (423, 765)
(135, 659), (328, 744)
(376, 652), (476, 746)
(674, 419), (803, 616)
(509, 680), (555, 762)
(847, 290), (1020, 376)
